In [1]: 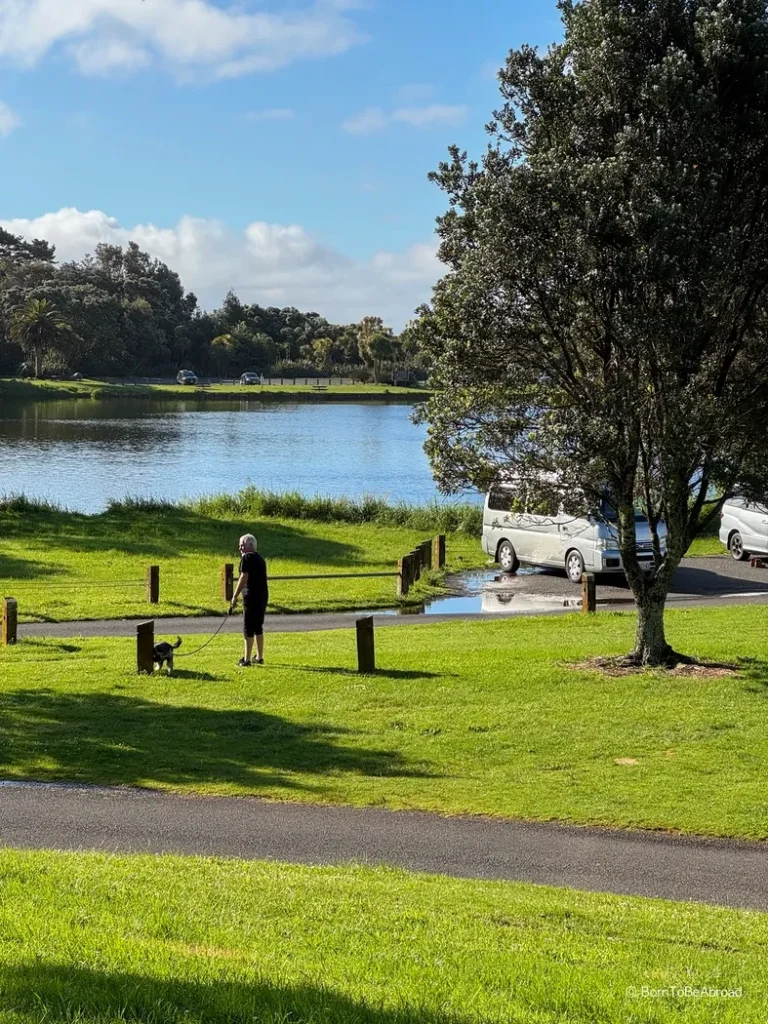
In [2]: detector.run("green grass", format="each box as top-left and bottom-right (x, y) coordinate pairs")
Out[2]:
(0, 848), (763, 1023)
(688, 535), (728, 556)
(2, 608), (768, 837)
(0, 377), (430, 403)
(0, 499), (483, 622)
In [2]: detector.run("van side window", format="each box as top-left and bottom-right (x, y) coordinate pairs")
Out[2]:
(488, 487), (515, 512)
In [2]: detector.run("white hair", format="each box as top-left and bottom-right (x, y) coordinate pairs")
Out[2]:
(239, 534), (257, 552)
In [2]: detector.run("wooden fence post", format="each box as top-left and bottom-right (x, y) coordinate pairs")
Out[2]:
(147, 566), (160, 604)
(222, 563), (234, 602)
(433, 535), (446, 569)
(410, 550), (422, 582)
(2, 598), (18, 646)
(420, 540), (433, 570)
(137, 620), (155, 674)
(356, 616), (376, 673)
(582, 574), (597, 615)
(397, 557), (409, 597)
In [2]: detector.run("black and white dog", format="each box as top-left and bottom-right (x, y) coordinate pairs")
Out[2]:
(153, 637), (182, 674)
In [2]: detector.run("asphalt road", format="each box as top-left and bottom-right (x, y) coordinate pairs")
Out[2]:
(502, 555), (768, 602)
(1, 783), (766, 910)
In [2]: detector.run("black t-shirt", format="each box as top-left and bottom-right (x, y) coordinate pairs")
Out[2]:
(239, 551), (269, 605)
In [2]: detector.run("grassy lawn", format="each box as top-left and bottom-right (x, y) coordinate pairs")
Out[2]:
(0, 848), (762, 1023)
(0, 503), (482, 622)
(0, 377), (429, 402)
(2, 608), (768, 838)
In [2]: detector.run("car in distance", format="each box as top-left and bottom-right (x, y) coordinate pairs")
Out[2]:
(240, 372), (261, 385)
(176, 369), (198, 385)
(719, 498), (768, 560)
(482, 482), (666, 583)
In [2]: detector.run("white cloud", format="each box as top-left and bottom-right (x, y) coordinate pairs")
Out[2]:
(391, 104), (468, 128)
(0, 99), (20, 138)
(0, 0), (367, 81)
(341, 107), (388, 135)
(342, 103), (468, 134)
(70, 37), (150, 76)
(0, 207), (441, 328)
(242, 108), (295, 122)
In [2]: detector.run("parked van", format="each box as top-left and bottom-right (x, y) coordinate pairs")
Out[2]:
(719, 498), (768, 560)
(482, 482), (666, 583)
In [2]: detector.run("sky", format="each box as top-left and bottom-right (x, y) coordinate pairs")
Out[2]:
(0, 0), (562, 328)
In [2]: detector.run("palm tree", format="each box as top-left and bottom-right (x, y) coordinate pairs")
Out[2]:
(9, 298), (71, 378)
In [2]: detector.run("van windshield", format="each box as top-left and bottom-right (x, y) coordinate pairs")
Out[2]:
(598, 500), (647, 523)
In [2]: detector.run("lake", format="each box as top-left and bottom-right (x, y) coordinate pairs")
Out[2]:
(0, 398), (452, 514)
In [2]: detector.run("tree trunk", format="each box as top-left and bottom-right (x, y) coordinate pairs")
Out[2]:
(632, 594), (673, 665)
(33, 342), (42, 379)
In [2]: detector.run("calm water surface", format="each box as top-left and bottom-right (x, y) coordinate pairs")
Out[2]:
(0, 399), (450, 513)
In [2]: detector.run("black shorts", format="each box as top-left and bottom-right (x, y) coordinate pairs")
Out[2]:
(243, 601), (266, 638)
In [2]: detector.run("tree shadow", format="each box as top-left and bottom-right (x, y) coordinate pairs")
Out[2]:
(1, 505), (375, 567)
(0, 551), (66, 582)
(670, 564), (768, 596)
(0, 689), (433, 790)
(0, 963), (473, 1024)
(735, 657), (768, 694)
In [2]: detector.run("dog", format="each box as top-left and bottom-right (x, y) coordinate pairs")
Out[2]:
(153, 637), (182, 675)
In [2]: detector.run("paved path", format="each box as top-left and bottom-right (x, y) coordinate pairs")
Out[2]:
(1, 783), (765, 910)
(17, 589), (768, 639)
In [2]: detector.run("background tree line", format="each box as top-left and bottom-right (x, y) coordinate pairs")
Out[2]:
(0, 228), (427, 381)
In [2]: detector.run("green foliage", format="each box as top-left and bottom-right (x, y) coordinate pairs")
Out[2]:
(191, 487), (483, 533)
(9, 297), (71, 378)
(0, 237), (427, 380)
(420, 0), (768, 661)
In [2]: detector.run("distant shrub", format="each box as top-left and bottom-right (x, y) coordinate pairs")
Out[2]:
(0, 493), (63, 513)
(190, 487), (483, 534)
(105, 497), (178, 515)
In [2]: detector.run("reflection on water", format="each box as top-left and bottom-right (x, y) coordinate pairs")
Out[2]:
(0, 398), (451, 513)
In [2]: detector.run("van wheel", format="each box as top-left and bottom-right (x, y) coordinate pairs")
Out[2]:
(497, 541), (519, 574)
(566, 550), (585, 584)
(730, 532), (749, 561)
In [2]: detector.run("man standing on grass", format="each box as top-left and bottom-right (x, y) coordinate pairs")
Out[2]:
(230, 534), (269, 667)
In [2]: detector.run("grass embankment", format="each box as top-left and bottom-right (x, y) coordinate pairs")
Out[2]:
(0, 377), (429, 402)
(3, 608), (768, 838)
(0, 494), (483, 622)
(0, 848), (761, 1024)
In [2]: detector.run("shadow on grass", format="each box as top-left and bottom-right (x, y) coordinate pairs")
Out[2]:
(0, 689), (433, 791)
(289, 665), (451, 681)
(0, 551), (67, 582)
(736, 658), (768, 694)
(0, 964), (472, 1024)
(2, 504), (363, 565)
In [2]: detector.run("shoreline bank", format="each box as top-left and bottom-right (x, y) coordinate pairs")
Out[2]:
(0, 378), (432, 404)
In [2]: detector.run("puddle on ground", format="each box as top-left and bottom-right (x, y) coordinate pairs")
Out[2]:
(372, 568), (583, 617)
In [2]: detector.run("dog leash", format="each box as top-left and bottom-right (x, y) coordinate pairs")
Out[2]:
(174, 608), (233, 659)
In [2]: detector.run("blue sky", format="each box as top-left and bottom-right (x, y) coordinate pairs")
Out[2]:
(0, 0), (563, 326)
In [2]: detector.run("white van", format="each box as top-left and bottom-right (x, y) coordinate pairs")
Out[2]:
(719, 498), (768, 560)
(482, 482), (666, 583)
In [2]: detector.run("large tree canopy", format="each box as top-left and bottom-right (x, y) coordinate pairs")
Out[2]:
(419, 0), (768, 664)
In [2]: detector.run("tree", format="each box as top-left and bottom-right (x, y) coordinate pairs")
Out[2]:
(419, 0), (768, 666)
(358, 316), (395, 382)
(310, 337), (336, 374)
(9, 298), (71, 378)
